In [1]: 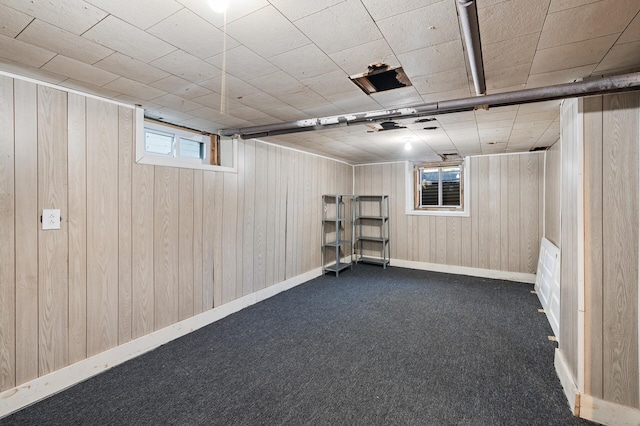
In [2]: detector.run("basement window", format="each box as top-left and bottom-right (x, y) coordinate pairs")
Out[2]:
(412, 161), (466, 214)
(135, 109), (236, 172)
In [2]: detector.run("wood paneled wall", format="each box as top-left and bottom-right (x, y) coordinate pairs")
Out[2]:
(0, 75), (352, 392)
(353, 153), (544, 274)
(559, 98), (580, 383)
(544, 140), (561, 247)
(582, 93), (640, 408)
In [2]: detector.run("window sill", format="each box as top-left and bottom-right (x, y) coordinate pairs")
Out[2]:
(405, 208), (469, 217)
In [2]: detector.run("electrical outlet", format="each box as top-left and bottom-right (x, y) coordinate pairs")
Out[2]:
(42, 209), (61, 230)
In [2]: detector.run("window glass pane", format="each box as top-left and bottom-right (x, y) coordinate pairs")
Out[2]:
(420, 168), (439, 206)
(441, 166), (461, 206)
(145, 130), (173, 155)
(180, 137), (203, 159)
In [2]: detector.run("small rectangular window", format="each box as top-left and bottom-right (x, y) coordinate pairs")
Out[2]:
(145, 130), (173, 156)
(179, 137), (204, 159)
(144, 119), (213, 165)
(415, 162), (463, 210)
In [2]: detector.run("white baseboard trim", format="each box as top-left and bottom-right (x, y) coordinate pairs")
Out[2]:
(555, 348), (580, 416)
(579, 394), (640, 426)
(390, 258), (537, 284)
(0, 268), (322, 419)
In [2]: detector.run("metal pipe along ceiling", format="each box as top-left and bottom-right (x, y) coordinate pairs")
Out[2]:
(218, 72), (640, 139)
(457, 0), (486, 96)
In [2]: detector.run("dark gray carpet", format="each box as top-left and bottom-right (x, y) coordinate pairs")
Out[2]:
(2, 265), (597, 425)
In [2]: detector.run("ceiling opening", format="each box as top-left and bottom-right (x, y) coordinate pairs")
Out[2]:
(349, 63), (412, 95)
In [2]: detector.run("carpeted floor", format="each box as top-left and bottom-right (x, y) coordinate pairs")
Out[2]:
(1, 265), (598, 425)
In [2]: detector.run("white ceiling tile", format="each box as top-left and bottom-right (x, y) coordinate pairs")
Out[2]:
(150, 50), (222, 82)
(530, 34), (618, 74)
(0, 3), (33, 38)
(328, 39), (398, 75)
(301, 70), (357, 97)
(199, 74), (260, 99)
(103, 77), (167, 100)
(325, 91), (381, 112)
(248, 71), (305, 97)
(42, 55), (119, 86)
(594, 40), (640, 73)
(232, 91), (288, 110)
(0, 34), (55, 68)
(1, 0), (107, 35)
(150, 109), (195, 123)
(548, 0), (603, 13)
(294, 0), (383, 55)
(152, 93), (202, 112)
(149, 76), (212, 99)
(206, 45), (279, 81)
(526, 65), (596, 88)
(269, 44), (340, 80)
(411, 68), (469, 96)
(226, 105), (275, 121)
(376, 1), (459, 55)
(85, 0), (183, 29)
(478, 0), (550, 45)
(477, 119), (515, 130)
(18, 19), (113, 65)
(175, 0), (269, 28)
(281, 89), (331, 110)
(619, 11), (640, 43)
(267, 105), (308, 121)
(486, 64), (530, 90)
(421, 87), (472, 103)
(83, 16), (176, 63)
(270, 0), (346, 21)
(59, 78), (122, 99)
(370, 86), (424, 108)
(0, 59), (66, 84)
(538, 0), (640, 49)
(361, 0), (442, 20)
(191, 92), (240, 110)
(483, 33), (539, 72)
(147, 8), (239, 59)
(94, 53), (170, 85)
(397, 40), (466, 77)
(225, 5), (310, 57)
(302, 103), (344, 117)
(515, 109), (560, 123)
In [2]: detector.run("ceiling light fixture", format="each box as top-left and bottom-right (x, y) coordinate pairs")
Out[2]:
(404, 142), (412, 151)
(208, 0), (229, 13)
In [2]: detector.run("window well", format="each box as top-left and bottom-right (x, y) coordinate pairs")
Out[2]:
(349, 63), (412, 95)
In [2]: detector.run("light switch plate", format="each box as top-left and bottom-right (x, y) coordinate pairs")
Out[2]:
(42, 209), (61, 230)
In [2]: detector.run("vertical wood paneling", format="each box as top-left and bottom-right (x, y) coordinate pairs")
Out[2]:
(488, 156), (501, 270)
(500, 156), (509, 270)
(14, 79), (38, 385)
(583, 95), (603, 398)
(202, 171), (216, 310)
(447, 217), (462, 266)
(86, 98), (119, 356)
(37, 86), (68, 374)
(520, 154), (539, 273)
(153, 166), (179, 329)
(118, 107), (133, 344)
(302, 153), (312, 271)
(477, 156), (490, 268)
(253, 143), (267, 290)
(436, 216), (447, 264)
(192, 170), (204, 315)
(235, 141), (245, 298)
(395, 162), (407, 260)
(311, 155), (320, 269)
(295, 152), (304, 274)
(602, 93), (639, 407)
(67, 93), (87, 362)
(178, 169), (194, 320)
(0, 76), (15, 391)
(507, 155), (521, 272)
(471, 157), (480, 267)
(222, 170), (238, 303)
(544, 141), (561, 247)
(212, 169), (224, 307)
(132, 164), (154, 338)
(285, 150), (295, 278)
(560, 98), (579, 380)
(242, 140), (255, 294)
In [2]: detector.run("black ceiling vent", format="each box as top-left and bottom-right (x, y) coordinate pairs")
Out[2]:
(366, 121), (406, 132)
(530, 146), (549, 151)
(414, 117), (436, 123)
(350, 63), (412, 95)
(423, 126), (438, 130)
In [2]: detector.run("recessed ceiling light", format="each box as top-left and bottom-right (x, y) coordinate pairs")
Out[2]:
(208, 0), (229, 13)
(404, 142), (412, 151)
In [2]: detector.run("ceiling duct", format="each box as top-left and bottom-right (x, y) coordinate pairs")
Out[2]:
(218, 72), (640, 139)
(457, 0), (486, 96)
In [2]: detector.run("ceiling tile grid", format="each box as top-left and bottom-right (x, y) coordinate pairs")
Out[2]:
(0, 0), (638, 163)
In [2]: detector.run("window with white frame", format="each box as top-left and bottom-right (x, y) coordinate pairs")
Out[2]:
(144, 119), (213, 165)
(414, 162), (464, 211)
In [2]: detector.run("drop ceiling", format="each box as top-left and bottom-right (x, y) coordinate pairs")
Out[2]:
(1, 0), (639, 164)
